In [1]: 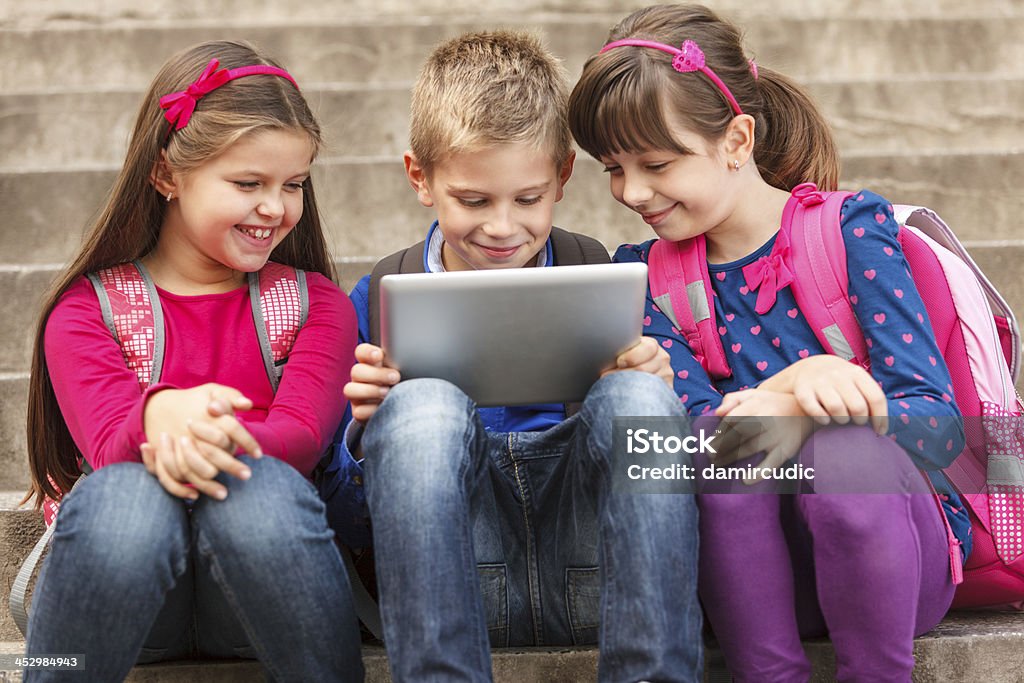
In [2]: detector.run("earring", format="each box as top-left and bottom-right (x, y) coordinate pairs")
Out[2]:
(732, 160), (740, 171)
(166, 191), (173, 202)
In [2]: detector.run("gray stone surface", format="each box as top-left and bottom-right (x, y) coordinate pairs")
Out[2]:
(4, 0), (1021, 29)
(4, 152), (1022, 268)
(0, 378), (28, 493)
(2, 612), (1024, 680)
(7, 78), (1024, 170)
(3, 16), (1024, 93)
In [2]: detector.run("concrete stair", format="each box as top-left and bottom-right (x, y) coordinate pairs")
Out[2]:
(3, 1), (1024, 679)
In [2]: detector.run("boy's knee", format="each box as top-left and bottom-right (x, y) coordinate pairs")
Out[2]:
(363, 378), (478, 474)
(583, 371), (683, 421)
(580, 372), (688, 455)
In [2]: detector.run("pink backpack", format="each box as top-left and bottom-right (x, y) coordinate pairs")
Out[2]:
(11, 260), (308, 636)
(648, 183), (1024, 608)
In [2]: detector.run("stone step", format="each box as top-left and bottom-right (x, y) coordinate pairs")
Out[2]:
(2, 150), (1022, 267)
(1, 550), (1023, 683)
(3, 14), (1024, 93)
(0, 640), (605, 682)
(4, 0), (1021, 29)
(5, 77), (1023, 171)
(1, 241), (1024, 489)
(3, 487), (1024, 679)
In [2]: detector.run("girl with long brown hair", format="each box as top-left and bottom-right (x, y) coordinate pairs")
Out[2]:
(23, 41), (362, 681)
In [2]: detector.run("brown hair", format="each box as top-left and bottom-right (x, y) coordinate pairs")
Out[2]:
(410, 30), (573, 174)
(568, 4), (839, 192)
(26, 40), (335, 506)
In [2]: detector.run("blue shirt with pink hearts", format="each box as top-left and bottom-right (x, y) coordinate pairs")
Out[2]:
(614, 189), (970, 558)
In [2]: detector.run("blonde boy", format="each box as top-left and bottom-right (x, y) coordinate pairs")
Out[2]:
(321, 31), (703, 682)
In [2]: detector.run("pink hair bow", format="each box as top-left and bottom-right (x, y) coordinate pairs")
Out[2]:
(741, 228), (794, 315)
(159, 59), (233, 131)
(158, 58), (298, 133)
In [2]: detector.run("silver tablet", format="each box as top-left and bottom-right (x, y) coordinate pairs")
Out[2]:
(379, 262), (649, 406)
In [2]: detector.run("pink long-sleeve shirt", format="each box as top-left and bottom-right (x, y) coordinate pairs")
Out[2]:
(45, 271), (357, 477)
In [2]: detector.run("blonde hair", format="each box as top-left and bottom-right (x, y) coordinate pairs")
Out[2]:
(410, 30), (573, 173)
(569, 4), (839, 192)
(26, 40), (335, 507)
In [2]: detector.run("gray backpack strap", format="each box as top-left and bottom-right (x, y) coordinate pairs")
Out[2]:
(248, 263), (309, 392)
(548, 228), (610, 416)
(86, 260), (165, 387)
(10, 474), (88, 637)
(341, 548), (384, 641)
(368, 242), (427, 347)
(549, 226), (611, 267)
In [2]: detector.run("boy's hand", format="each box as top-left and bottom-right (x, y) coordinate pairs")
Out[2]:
(345, 343), (401, 423)
(602, 336), (674, 389)
(760, 355), (887, 434)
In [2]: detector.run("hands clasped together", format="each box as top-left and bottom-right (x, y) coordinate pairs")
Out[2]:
(141, 383), (263, 501)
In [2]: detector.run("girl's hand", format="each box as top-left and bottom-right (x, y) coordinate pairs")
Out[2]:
(344, 343), (401, 423)
(140, 436), (198, 501)
(761, 355), (888, 434)
(713, 388), (815, 484)
(142, 430), (245, 501)
(144, 384), (262, 481)
(602, 336), (674, 389)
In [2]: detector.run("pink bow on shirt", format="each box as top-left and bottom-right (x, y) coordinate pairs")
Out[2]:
(741, 228), (795, 315)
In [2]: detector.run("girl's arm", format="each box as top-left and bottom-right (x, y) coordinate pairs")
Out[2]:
(44, 278), (166, 470)
(235, 272), (358, 477)
(613, 242), (724, 416)
(840, 190), (965, 468)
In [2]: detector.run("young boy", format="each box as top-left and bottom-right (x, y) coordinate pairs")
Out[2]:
(324, 31), (703, 682)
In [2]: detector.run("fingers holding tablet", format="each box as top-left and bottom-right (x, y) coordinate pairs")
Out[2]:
(345, 343), (402, 423)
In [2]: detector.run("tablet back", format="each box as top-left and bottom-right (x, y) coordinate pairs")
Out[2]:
(379, 262), (648, 406)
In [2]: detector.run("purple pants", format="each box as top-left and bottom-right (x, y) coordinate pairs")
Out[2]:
(698, 426), (955, 682)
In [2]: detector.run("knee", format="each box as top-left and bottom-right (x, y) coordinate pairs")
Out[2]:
(583, 371), (684, 422)
(796, 492), (885, 542)
(363, 378), (478, 486)
(580, 372), (689, 464)
(801, 425), (920, 493)
(53, 463), (188, 572)
(193, 456), (330, 556)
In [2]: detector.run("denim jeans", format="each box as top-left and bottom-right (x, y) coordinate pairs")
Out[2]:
(25, 457), (364, 682)
(363, 372), (703, 682)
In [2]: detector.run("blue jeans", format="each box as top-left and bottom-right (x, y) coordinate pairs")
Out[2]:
(25, 457), (364, 682)
(363, 372), (703, 682)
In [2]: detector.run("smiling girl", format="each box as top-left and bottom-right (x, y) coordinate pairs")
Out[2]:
(22, 41), (363, 682)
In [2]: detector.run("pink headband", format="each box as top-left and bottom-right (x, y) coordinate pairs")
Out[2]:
(600, 39), (744, 116)
(159, 58), (299, 133)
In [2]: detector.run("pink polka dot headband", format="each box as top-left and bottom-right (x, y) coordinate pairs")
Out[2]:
(158, 58), (299, 134)
(600, 39), (749, 117)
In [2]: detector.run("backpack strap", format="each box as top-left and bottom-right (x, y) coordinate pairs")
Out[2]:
(647, 236), (732, 379)
(785, 183), (868, 366)
(86, 260), (164, 391)
(549, 226), (611, 266)
(249, 262), (309, 392)
(10, 472), (88, 637)
(368, 242), (427, 347)
(547, 228), (609, 416)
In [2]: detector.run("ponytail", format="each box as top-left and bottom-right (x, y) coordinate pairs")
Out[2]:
(568, 4), (841, 193)
(753, 66), (840, 192)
